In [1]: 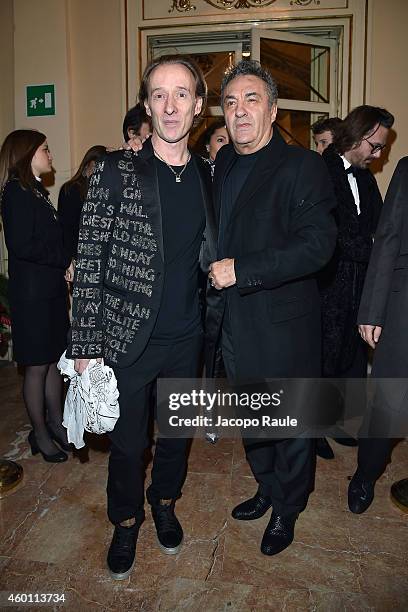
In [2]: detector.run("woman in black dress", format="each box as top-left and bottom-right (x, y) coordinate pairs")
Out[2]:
(58, 145), (107, 261)
(0, 129), (71, 462)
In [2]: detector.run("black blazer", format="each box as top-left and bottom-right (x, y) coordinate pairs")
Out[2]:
(358, 157), (408, 376)
(1, 179), (69, 301)
(67, 140), (214, 368)
(206, 128), (337, 380)
(58, 182), (83, 261)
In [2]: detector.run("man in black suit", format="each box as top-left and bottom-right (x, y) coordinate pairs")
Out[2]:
(349, 157), (408, 514)
(206, 60), (337, 555)
(67, 55), (215, 580)
(318, 106), (394, 459)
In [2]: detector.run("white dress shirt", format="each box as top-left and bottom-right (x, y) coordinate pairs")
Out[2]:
(341, 155), (360, 215)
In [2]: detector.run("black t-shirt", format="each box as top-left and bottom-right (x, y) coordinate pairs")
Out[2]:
(151, 156), (205, 343)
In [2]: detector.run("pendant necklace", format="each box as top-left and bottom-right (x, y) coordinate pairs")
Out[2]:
(153, 147), (191, 183)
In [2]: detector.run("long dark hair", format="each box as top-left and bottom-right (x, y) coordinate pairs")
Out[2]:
(334, 105), (394, 154)
(63, 145), (107, 200)
(0, 129), (46, 192)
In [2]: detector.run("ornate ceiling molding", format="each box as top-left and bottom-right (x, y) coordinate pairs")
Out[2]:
(290, 0), (320, 6)
(168, 1), (197, 13)
(168, 0), (321, 13)
(203, 0), (277, 9)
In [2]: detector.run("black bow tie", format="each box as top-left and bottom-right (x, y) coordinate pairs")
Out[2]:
(346, 166), (358, 176)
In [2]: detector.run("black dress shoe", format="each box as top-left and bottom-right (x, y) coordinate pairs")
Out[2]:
(261, 511), (298, 556)
(28, 431), (68, 463)
(316, 437), (335, 460)
(348, 471), (375, 514)
(46, 424), (72, 452)
(151, 499), (183, 554)
(107, 522), (139, 580)
(390, 478), (408, 513)
(231, 491), (272, 520)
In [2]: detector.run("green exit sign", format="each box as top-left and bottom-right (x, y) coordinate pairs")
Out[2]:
(26, 84), (55, 117)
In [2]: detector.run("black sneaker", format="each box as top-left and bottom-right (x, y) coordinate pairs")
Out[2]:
(151, 499), (183, 555)
(107, 523), (139, 580)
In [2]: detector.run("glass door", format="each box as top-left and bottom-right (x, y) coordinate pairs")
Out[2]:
(148, 35), (243, 148)
(252, 29), (337, 149)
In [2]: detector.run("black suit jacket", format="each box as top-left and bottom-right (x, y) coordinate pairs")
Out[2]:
(1, 179), (69, 302)
(206, 128), (337, 380)
(358, 157), (408, 376)
(67, 140), (214, 368)
(58, 182), (83, 261)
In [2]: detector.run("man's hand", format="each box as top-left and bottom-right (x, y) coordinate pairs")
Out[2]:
(74, 358), (101, 374)
(358, 324), (382, 349)
(123, 134), (150, 152)
(209, 259), (236, 290)
(108, 134), (149, 153)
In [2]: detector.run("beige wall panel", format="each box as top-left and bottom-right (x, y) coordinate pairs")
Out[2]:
(0, 0), (15, 145)
(13, 0), (72, 202)
(0, 0), (14, 277)
(367, 0), (408, 195)
(68, 0), (125, 171)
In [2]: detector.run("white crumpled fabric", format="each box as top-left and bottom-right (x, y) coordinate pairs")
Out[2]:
(57, 351), (120, 449)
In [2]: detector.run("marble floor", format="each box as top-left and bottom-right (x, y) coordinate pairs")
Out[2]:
(0, 364), (407, 611)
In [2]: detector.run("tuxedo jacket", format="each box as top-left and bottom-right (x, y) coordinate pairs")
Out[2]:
(358, 157), (408, 376)
(66, 140), (215, 368)
(319, 145), (382, 375)
(205, 128), (337, 380)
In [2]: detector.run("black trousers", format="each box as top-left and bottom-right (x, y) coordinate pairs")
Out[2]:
(221, 328), (315, 516)
(357, 398), (394, 482)
(357, 438), (392, 482)
(107, 334), (203, 525)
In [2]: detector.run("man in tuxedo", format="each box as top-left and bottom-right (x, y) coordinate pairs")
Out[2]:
(67, 55), (215, 580)
(318, 106), (394, 458)
(206, 60), (337, 556)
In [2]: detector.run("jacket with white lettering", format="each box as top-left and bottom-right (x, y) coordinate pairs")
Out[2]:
(66, 139), (215, 367)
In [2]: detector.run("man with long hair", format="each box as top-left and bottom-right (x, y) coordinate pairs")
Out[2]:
(319, 107), (394, 382)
